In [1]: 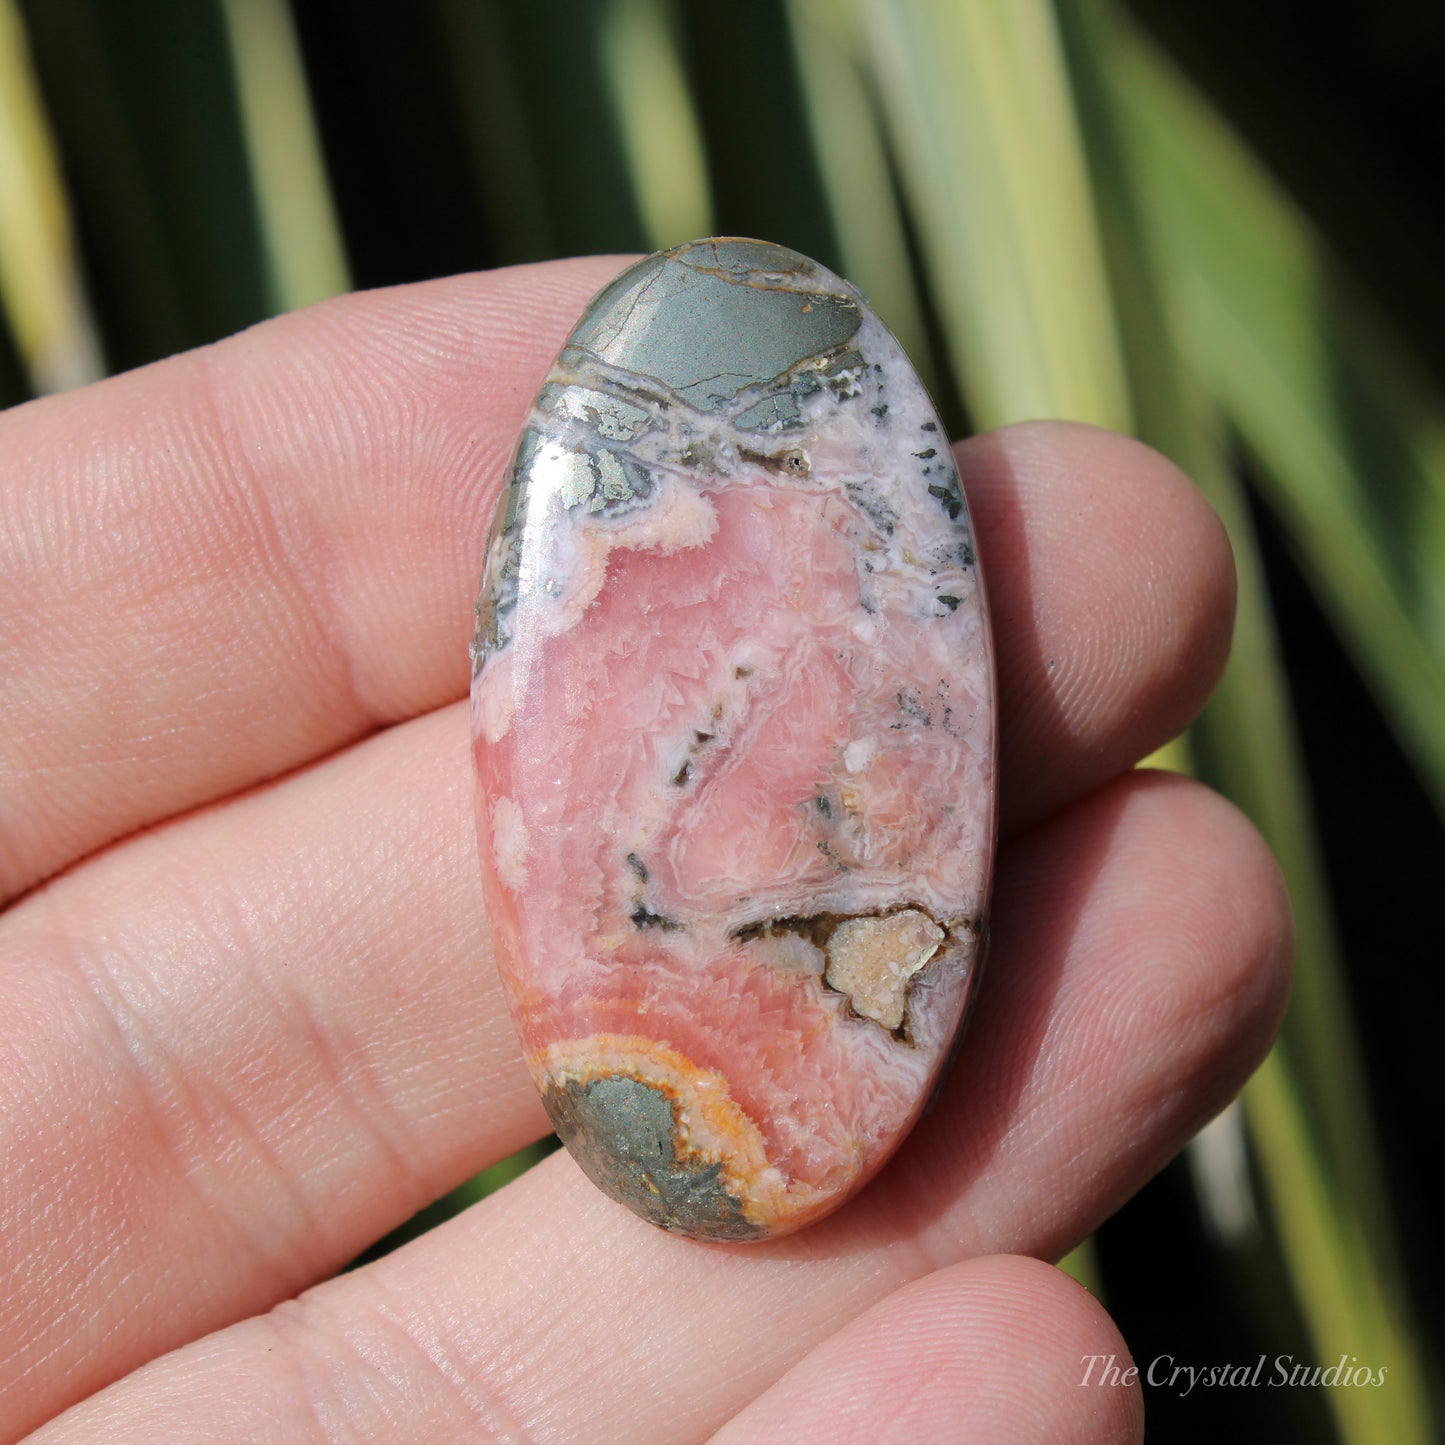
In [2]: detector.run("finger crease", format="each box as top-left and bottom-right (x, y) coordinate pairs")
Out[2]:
(269, 1272), (541, 1444)
(193, 345), (377, 741)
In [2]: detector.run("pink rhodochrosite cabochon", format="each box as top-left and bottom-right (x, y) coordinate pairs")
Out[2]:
(470, 239), (996, 1240)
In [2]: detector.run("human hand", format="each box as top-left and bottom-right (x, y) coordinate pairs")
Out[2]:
(0, 258), (1291, 1443)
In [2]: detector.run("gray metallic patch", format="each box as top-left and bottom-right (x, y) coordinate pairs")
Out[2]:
(542, 1074), (763, 1240)
(539, 383), (653, 442)
(547, 444), (655, 516)
(732, 391), (804, 432)
(567, 240), (862, 412)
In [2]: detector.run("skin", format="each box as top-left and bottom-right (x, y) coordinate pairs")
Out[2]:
(0, 258), (1292, 1444)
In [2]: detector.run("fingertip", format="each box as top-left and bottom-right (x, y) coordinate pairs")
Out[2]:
(1131, 771), (1295, 1087)
(955, 420), (1237, 835)
(711, 1254), (1143, 1445)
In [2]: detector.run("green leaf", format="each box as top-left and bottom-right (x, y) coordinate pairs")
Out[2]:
(1105, 13), (1445, 826)
(0, 0), (103, 390)
(218, 0), (350, 312)
(856, 0), (1130, 432)
(599, 0), (713, 251)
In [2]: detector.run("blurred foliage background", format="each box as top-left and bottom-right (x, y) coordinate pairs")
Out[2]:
(2, 1), (1442, 1440)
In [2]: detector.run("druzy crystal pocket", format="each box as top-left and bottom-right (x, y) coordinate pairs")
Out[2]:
(471, 239), (996, 1240)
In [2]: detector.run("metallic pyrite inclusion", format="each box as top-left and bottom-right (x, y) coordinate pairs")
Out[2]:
(470, 239), (996, 1240)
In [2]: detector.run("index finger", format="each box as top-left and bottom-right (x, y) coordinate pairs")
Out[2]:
(0, 259), (624, 904)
